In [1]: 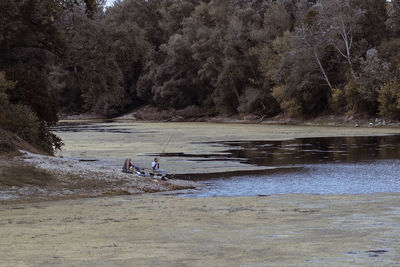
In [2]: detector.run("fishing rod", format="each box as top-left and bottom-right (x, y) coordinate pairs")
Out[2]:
(149, 133), (172, 179)
(159, 133), (173, 161)
(142, 134), (173, 176)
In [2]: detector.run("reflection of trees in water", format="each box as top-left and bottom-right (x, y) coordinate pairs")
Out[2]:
(221, 136), (400, 167)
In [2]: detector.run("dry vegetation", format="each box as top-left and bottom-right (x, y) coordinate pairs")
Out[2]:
(0, 166), (56, 187)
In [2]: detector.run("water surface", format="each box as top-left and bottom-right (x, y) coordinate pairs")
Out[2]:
(180, 161), (400, 197)
(173, 136), (400, 196)
(54, 121), (400, 197)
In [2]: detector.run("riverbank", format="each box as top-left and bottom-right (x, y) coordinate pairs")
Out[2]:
(1, 193), (400, 266)
(3, 123), (400, 203)
(60, 107), (400, 128)
(0, 151), (198, 204)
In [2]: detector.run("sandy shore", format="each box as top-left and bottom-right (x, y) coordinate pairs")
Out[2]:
(1, 193), (400, 266)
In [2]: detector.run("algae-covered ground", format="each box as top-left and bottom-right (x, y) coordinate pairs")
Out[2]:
(1, 193), (400, 266)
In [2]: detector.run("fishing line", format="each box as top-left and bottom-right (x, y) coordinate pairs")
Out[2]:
(159, 133), (173, 162)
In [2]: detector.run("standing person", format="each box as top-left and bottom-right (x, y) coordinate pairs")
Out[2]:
(152, 157), (166, 178)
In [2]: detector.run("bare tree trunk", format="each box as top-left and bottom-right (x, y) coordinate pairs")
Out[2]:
(232, 83), (241, 104)
(313, 48), (333, 89)
(298, 24), (334, 89)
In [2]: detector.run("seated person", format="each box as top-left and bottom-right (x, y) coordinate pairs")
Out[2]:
(152, 157), (166, 177)
(122, 158), (144, 175)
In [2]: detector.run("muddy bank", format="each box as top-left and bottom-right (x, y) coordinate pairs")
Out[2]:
(1, 193), (400, 266)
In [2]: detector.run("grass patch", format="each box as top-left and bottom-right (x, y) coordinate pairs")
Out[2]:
(0, 166), (56, 187)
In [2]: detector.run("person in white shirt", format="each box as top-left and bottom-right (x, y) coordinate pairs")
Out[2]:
(152, 157), (166, 177)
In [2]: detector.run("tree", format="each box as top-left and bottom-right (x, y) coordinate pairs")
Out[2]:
(357, 0), (388, 46)
(379, 38), (400, 75)
(378, 79), (400, 119)
(318, 0), (365, 74)
(60, 4), (126, 115)
(356, 48), (391, 114)
(0, 0), (66, 124)
(294, 8), (333, 89)
(387, 0), (400, 37)
(263, 1), (292, 40)
(0, 72), (63, 153)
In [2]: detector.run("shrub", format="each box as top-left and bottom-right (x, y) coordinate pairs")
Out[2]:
(238, 88), (280, 117)
(5, 104), (40, 142)
(379, 38), (400, 75)
(378, 79), (400, 119)
(0, 140), (16, 153)
(0, 72), (14, 120)
(280, 98), (302, 117)
(37, 122), (64, 153)
(0, 72), (63, 154)
(272, 85), (302, 117)
(343, 76), (367, 115)
(238, 88), (264, 114)
(329, 88), (347, 114)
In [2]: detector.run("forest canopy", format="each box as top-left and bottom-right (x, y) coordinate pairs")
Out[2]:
(1, 0), (400, 151)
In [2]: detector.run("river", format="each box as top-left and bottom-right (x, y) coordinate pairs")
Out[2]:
(54, 121), (400, 197)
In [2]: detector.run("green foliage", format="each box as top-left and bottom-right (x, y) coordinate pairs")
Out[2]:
(6, 64), (59, 124)
(238, 88), (279, 116)
(378, 79), (400, 119)
(1, 0), (400, 122)
(304, 9), (319, 26)
(329, 88), (347, 114)
(0, 0), (66, 124)
(61, 7), (126, 116)
(5, 104), (41, 141)
(357, 0), (388, 46)
(379, 38), (400, 74)
(0, 72), (14, 123)
(272, 85), (302, 117)
(342, 71), (389, 116)
(263, 2), (291, 39)
(343, 76), (365, 115)
(347, 48), (391, 115)
(0, 72), (63, 154)
(389, 0), (400, 36)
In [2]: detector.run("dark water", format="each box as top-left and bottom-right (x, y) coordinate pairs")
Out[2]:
(52, 123), (133, 134)
(171, 135), (400, 197)
(165, 135), (400, 169)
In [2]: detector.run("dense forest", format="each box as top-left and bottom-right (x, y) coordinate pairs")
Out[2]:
(1, 0), (400, 152)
